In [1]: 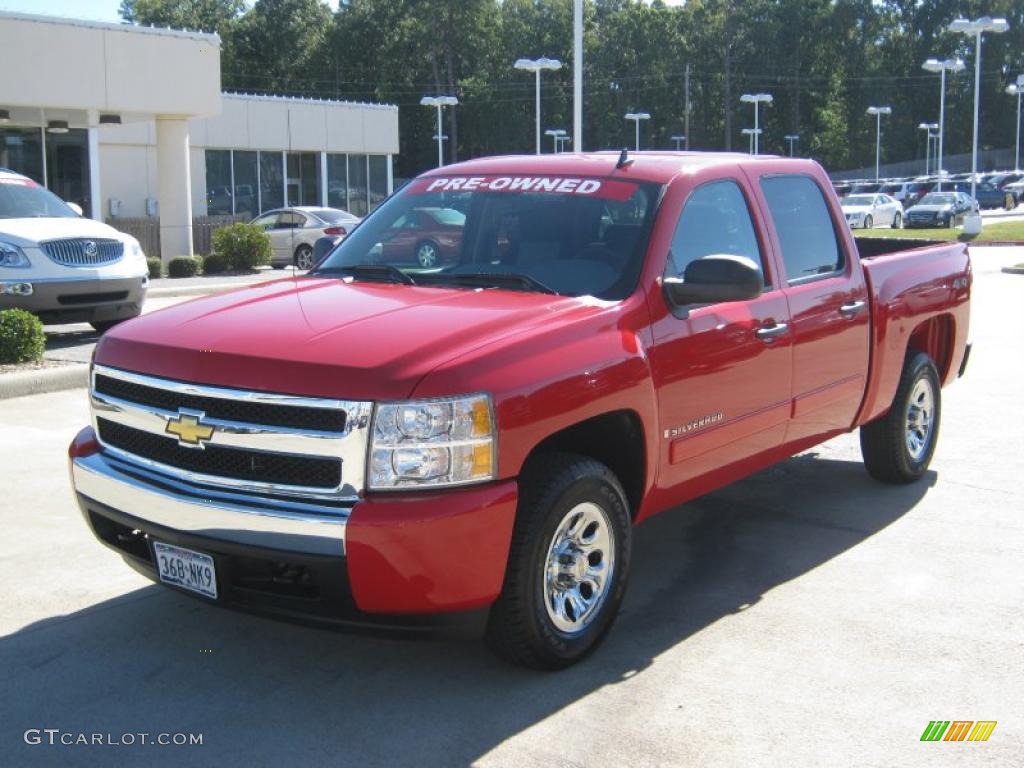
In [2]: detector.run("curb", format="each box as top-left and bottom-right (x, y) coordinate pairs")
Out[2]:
(0, 364), (88, 400)
(1001, 266), (1024, 274)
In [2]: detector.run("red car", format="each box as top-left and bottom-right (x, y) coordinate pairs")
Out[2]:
(375, 206), (465, 267)
(71, 152), (970, 668)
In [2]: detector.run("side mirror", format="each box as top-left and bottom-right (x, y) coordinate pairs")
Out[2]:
(663, 254), (764, 307)
(67, 202), (83, 216)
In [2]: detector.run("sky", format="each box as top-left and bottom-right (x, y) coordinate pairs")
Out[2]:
(0, 0), (343, 24)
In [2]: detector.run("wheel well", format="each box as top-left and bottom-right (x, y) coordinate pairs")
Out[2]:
(908, 314), (954, 380)
(525, 411), (646, 517)
(294, 243), (312, 256)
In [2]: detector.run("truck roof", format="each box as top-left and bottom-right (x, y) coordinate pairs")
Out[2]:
(422, 151), (818, 185)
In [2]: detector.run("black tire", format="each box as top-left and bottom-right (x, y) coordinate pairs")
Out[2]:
(90, 316), (137, 334)
(863, 215), (873, 230)
(270, 263), (286, 270)
(891, 212), (902, 229)
(294, 245), (314, 271)
(860, 351), (941, 484)
(486, 453), (631, 670)
(415, 240), (440, 268)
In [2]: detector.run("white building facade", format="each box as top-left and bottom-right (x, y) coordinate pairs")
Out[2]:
(0, 11), (398, 259)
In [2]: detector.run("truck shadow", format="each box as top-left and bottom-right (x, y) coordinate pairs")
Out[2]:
(2, 453), (933, 767)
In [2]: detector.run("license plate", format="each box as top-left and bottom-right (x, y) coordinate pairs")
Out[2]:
(152, 541), (218, 599)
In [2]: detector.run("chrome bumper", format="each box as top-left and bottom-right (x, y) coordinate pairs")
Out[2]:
(72, 451), (349, 556)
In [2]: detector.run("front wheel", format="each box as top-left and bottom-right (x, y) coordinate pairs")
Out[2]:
(486, 454), (631, 669)
(862, 215), (873, 229)
(415, 240), (440, 268)
(1005, 193), (1016, 211)
(892, 212), (902, 229)
(294, 244), (314, 271)
(859, 351), (941, 484)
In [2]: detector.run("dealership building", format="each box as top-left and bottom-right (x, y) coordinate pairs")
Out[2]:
(0, 11), (399, 259)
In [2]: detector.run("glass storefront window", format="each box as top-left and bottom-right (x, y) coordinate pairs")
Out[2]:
(327, 154), (348, 211)
(348, 153), (368, 217)
(259, 151), (284, 213)
(286, 152), (320, 207)
(1, 128), (44, 185)
(233, 150), (258, 220)
(205, 149), (232, 215)
(369, 155), (388, 212)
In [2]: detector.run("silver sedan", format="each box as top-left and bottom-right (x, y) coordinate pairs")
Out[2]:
(251, 206), (361, 270)
(840, 193), (903, 229)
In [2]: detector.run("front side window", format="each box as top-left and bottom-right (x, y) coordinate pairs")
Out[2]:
(314, 175), (660, 299)
(665, 179), (763, 280)
(760, 175), (844, 283)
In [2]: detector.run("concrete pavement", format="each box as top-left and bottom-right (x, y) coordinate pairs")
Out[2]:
(0, 248), (1021, 766)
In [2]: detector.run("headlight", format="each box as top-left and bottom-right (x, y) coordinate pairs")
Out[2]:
(0, 241), (30, 268)
(369, 393), (495, 490)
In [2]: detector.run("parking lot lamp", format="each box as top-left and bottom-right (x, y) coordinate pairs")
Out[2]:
(624, 112), (650, 150)
(671, 134), (686, 151)
(545, 128), (567, 154)
(741, 128), (761, 155)
(949, 17), (1009, 201)
(784, 134), (799, 157)
(514, 57), (563, 155)
(740, 93), (772, 154)
(419, 96), (458, 168)
(1007, 75), (1024, 171)
(866, 106), (892, 182)
(922, 58), (965, 190)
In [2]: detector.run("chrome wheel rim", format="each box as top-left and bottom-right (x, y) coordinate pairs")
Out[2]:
(417, 243), (437, 267)
(905, 377), (935, 461)
(296, 248), (313, 270)
(543, 502), (616, 635)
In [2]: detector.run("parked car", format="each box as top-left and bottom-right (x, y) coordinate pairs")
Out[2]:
(904, 191), (975, 228)
(878, 181), (914, 205)
(850, 182), (882, 194)
(901, 181), (935, 208)
(946, 181), (1015, 210)
(841, 193), (903, 229)
(251, 206), (361, 270)
(71, 151), (972, 668)
(370, 207), (466, 267)
(0, 168), (148, 332)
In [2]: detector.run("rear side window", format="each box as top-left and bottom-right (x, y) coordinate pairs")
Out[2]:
(666, 180), (763, 280)
(760, 175), (843, 283)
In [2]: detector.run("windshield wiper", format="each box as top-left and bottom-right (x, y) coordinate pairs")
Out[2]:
(438, 271), (558, 295)
(313, 263), (415, 285)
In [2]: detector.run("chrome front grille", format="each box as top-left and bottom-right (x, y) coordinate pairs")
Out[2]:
(89, 364), (372, 500)
(41, 238), (124, 267)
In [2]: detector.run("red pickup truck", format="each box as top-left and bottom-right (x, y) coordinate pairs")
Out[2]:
(69, 152), (971, 669)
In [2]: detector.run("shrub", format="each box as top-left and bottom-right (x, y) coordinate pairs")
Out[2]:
(167, 256), (201, 278)
(0, 308), (46, 364)
(201, 251), (230, 275)
(146, 257), (163, 279)
(211, 223), (272, 271)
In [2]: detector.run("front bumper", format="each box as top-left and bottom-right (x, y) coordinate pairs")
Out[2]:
(0, 275), (146, 324)
(70, 429), (518, 628)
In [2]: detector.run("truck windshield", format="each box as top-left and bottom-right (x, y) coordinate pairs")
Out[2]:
(0, 177), (79, 219)
(312, 175), (660, 299)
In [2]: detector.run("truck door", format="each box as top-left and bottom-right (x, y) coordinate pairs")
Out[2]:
(756, 174), (871, 446)
(649, 177), (793, 490)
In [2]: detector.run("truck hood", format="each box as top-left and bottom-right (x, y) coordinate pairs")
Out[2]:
(96, 276), (613, 400)
(0, 217), (134, 247)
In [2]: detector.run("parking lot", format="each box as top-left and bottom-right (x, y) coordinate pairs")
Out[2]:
(1, 247), (1021, 767)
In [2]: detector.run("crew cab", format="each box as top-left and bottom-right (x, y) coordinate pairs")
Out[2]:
(69, 152), (971, 669)
(0, 168), (148, 331)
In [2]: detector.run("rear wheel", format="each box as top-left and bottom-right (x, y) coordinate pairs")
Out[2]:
(860, 351), (941, 484)
(1005, 193), (1016, 211)
(892, 212), (902, 229)
(486, 453), (631, 670)
(863, 215), (873, 229)
(294, 244), (314, 271)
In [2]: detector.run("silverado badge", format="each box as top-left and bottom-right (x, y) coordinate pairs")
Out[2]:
(165, 410), (214, 449)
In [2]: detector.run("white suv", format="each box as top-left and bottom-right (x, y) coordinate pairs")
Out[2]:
(0, 168), (148, 332)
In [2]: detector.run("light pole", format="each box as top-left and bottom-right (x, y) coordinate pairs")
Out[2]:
(419, 95), (458, 168)
(922, 57), (965, 189)
(671, 134), (686, 151)
(866, 106), (892, 182)
(545, 128), (567, 154)
(918, 122), (938, 174)
(624, 112), (650, 151)
(740, 93), (772, 154)
(1007, 75), (1024, 172)
(949, 16), (1010, 203)
(556, 135), (571, 153)
(514, 57), (563, 155)
(784, 134), (800, 157)
(741, 128), (762, 155)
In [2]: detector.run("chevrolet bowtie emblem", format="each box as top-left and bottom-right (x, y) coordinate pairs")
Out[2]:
(165, 410), (215, 448)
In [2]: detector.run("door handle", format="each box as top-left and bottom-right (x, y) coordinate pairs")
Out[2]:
(755, 322), (789, 341)
(839, 300), (866, 317)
